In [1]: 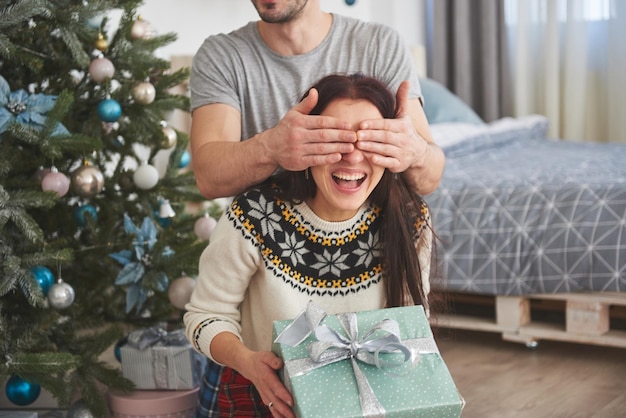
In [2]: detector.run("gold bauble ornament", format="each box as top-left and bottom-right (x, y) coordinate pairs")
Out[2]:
(132, 81), (156, 105)
(160, 125), (177, 149)
(71, 163), (105, 198)
(95, 33), (108, 51)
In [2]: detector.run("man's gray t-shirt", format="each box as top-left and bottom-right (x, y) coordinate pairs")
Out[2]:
(190, 14), (421, 141)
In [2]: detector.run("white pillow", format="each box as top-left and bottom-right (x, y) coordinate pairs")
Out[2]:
(431, 115), (549, 155)
(430, 122), (488, 149)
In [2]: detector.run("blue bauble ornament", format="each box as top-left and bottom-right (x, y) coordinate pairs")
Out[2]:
(31, 266), (54, 296)
(345, 0), (356, 5)
(97, 98), (122, 122)
(5, 374), (41, 406)
(114, 337), (128, 362)
(179, 150), (191, 169)
(73, 204), (98, 227)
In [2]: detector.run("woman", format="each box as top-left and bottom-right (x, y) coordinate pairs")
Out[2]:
(184, 74), (434, 418)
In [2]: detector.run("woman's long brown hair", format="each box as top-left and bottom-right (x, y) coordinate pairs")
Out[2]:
(266, 73), (433, 309)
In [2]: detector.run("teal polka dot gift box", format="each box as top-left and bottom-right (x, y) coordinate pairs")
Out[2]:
(272, 302), (465, 418)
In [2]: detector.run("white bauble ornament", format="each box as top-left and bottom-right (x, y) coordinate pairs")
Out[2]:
(88, 56), (115, 83)
(71, 164), (105, 198)
(168, 276), (196, 310)
(48, 280), (75, 309)
(194, 215), (217, 241)
(132, 81), (156, 105)
(133, 162), (159, 190)
(41, 167), (70, 197)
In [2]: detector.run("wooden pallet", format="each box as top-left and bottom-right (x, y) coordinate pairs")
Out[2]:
(431, 291), (626, 349)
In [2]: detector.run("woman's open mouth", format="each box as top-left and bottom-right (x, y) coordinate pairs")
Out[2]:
(332, 172), (366, 189)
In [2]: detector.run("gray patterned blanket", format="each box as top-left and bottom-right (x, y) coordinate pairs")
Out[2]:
(425, 117), (626, 295)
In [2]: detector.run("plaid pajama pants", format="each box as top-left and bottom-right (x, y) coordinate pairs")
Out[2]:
(195, 359), (272, 417)
(195, 359), (223, 418)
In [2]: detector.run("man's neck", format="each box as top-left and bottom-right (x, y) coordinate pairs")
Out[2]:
(257, 11), (333, 56)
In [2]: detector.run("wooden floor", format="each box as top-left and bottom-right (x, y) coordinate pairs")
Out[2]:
(435, 328), (626, 418)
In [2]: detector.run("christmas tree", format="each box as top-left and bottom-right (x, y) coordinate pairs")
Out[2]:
(0, 0), (219, 415)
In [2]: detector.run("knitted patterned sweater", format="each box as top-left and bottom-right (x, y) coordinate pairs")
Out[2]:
(184, 184), (432, 363)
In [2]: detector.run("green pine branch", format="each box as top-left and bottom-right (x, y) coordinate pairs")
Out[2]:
(0, 0), (221, 412)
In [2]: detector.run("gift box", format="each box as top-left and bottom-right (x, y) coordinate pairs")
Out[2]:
(107, 387), (199, 418)
(120, 327), (206, 390)
(272, 302), (464, 418)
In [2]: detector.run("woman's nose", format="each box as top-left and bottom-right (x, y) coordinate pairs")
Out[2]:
(342, 148), (365, 164)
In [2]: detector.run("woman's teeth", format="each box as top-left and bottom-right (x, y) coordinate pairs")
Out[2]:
(332, 173), (365, 187)
(333, 173), (364, 181)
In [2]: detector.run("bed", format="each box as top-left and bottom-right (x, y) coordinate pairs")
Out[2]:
(420, 77), (626, 348)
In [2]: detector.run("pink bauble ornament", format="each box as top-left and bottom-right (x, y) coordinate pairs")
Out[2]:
(194, 215), (217, 241)
(89, 56), (115, 83)
(41, 167), (70, 197)
(168, 276), (196, 310)
(133, 162), (159, 190)
(132, 81), (156, 105)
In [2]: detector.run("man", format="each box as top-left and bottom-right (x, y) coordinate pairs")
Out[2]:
(190, 0), (444, 201)
(188, 1), (444, 417)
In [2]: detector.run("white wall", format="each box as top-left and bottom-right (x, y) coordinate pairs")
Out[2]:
(136, 0), (425, 59)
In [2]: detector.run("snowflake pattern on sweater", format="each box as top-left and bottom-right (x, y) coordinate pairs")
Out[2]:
(227, 184), (429, 297)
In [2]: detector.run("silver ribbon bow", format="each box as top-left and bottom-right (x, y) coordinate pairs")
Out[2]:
(275, 301), (439, 418)
(126, 326), (188, 350)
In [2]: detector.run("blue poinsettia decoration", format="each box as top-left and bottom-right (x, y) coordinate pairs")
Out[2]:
(0, 75), (69, 136)
(109, 214), (173, 314)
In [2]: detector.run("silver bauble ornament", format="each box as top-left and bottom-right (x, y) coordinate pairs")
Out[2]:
(71, 164), (105, 198)
(160, 125), (177, 149)
(68, 400), (95, 418)
(132, 81), (156, 105)
(48, 280), (75, 309)
(88, 56), (115, 83)
(194, 215), (217, 241)
(133, 162), (159, 190)
(168, 276), (196, 310)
